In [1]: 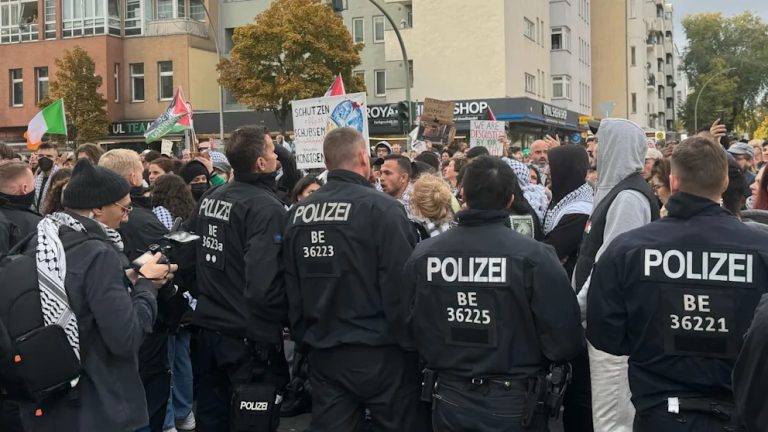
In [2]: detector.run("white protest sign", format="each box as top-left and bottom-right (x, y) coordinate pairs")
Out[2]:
(161, 139), (174, 156)
(470, 120), (506, 157)
(291, 92), (369, 169)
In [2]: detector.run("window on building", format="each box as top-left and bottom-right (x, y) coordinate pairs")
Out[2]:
(224, 28), (235, 53)
(629, 0), (636, 18)
(373, 15), (384, 43)
(631, 46), (636, 66)
(551, 27), (570, 50)
(666, 97), (674, 109)
(666, 53), (672, 65)
(352, 17), (364, 43)
(125, 0), (141, 35)
(35, 67), (48, 104)
(552, 75), (571, 100)
(177, 0), (186, 18)
(190, 0), (205, 20)
(524, 18), (535, 41)
(658, 59), (663, 72)
(541, 71), (545, 98)
(158, 61), (173, 100)
(45, 0), (56, 39)
(130, 63), (144, 102)
(156, 0), (173, 19)
(631, 93), (637, 113)
(10, 69), (22, 106)
(0, 0), (39, 43)
(113, 63), (120, 103)
(525, 73), (536, 94)
(107, 0), (119, 34)
(353, 70), (365, 86)
(374, 69), (385, 97)
(62, 0), (108, 37)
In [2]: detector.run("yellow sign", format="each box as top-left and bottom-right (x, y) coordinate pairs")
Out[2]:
(655, 131), (666, 140)
(578, 115), (592, 126)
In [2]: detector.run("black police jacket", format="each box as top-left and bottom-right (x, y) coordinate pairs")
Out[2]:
(0, 199), (41, 255)
(404, 209), (584, 379)
(190, 172), (287, 344)
(284, 170), (417, 349)
(587, 192), (768, 412)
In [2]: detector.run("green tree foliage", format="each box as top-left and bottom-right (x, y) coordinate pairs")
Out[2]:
(40, 46), (110, 146)
(680, 12), (768, 133)
(218, 0), (365, 132)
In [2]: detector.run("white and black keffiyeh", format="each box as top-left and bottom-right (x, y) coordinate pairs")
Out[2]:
(543, 183), (594, 236)
(36, 212), (123, 360)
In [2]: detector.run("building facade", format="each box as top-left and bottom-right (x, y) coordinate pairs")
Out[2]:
(591, 0), (677, 131)
(0, 0), (220, 147)
(550, 0), (592, 117)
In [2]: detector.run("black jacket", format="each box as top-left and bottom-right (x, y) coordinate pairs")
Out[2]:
(190, 173), (287, 344)
(284, 170), (417, 349)
(0, 199), (41, 255)
(119, 189), (169, 262)
(404, 209), (584, 379)
(734, 295), (768, 432)
(19, 212), (158, 431)
(587, 192), (768, 412)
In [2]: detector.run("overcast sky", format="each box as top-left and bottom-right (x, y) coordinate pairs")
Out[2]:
(674, 0), (768, 50)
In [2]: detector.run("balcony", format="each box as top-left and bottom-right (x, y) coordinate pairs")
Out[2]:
(384, 26), (413, 62)
(146, 19), (209, 38)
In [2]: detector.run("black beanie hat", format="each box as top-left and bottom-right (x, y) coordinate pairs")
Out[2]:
(180, 160), (209, 184)
(63, 159), (131, 209)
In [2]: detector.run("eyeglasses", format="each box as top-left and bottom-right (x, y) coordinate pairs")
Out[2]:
(114, 202), (133, 215)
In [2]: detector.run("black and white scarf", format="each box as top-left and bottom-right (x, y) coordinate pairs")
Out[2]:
(36, 212), (123, 361)
(543, 183), (594, 236)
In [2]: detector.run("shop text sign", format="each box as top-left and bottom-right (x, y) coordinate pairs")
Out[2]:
(110, 121), (154, 136)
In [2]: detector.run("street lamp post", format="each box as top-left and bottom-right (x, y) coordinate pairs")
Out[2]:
(367, 0), (412, 139)
(693, 67), (736, 132)
(199, 0), (225, 143)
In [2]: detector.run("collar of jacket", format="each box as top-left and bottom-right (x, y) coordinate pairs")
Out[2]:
(234, 171), (278, 193)
(327, 169), (372, 187)
(665, 191), (730, 219)
(130, 186), (153, 209)
(456, 208), (510, 226)
(63, 210), (110, 240)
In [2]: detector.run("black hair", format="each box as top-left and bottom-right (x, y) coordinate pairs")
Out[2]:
(383, 154), (413, 178)
(290, 175), (323, 203)
(461, 156), (516, 210)
(466, 146), (490, 159)
(412, 160), (436, 179)
(226, 126), (269, 173)
(722, 156), (747, 216)
(144, 150), (161, 163)
(414, 151), (440, 171)
(38, 142), (58, 152)
(151, 174), (197, 220)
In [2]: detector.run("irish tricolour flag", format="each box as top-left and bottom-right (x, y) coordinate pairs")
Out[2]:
(25, 98), (67, 150)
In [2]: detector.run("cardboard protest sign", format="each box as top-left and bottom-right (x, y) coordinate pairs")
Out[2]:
(470, 120), (506, 157)
(291, 92), (369, 169)
(417, 98), (455, 146)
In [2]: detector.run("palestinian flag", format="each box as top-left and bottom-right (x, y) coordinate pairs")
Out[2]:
(323, 74), (346, 97)
(25, 98), (67, 150)
(481, 106), (497, 121)
(144, 87), (192, 143)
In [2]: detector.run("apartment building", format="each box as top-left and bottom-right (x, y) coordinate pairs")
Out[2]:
(592, 0), (678, 131)
(0, 0), (220, 147)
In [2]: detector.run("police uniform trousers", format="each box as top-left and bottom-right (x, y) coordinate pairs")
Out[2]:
(139, 330), (171, 432)
(431, 376), (548, 432)
(562, 348), (593, 432)
(634, 403), (746, 432)
(308, 345), (423, 432)
(195, 329), (289, 432)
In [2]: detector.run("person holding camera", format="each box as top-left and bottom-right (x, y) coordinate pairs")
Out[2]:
(17, 159), (176, 432)
(189, 127), (289, 432)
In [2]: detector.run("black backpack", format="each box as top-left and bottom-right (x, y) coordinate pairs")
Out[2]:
(0, 230), (99, 402)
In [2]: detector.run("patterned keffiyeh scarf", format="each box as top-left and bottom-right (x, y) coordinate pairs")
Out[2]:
(36, 212), (123, 360)
(543, 183), (594, 236)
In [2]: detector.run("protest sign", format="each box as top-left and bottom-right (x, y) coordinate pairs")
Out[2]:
(417, 98), (455, 146)
(291, 92), (369, 169)
(469, 120), (506, 156)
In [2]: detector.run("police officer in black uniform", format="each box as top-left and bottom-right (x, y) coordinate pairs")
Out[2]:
(403, 155), (584, 431)
(0, 162), (41, 255)
(283, 127), (422, 431)
(587, 136), (768, 431)
(190, 127), (289, 432)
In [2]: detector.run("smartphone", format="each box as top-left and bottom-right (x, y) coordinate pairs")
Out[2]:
(716, 111), (725, 123)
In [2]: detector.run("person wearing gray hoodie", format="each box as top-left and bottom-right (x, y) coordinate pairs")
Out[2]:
(571, 118), (660, 432)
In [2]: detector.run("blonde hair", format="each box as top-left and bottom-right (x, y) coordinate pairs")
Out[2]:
(99, 149), (143, 177)
(410, 174), (453, 223)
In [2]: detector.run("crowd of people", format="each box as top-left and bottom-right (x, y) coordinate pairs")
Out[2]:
(0, 116), (767, 432)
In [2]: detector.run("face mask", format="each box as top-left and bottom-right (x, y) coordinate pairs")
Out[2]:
(190, 183), (210, 201)
(0, 190), (35, 208)
(38, 157), (54, 172)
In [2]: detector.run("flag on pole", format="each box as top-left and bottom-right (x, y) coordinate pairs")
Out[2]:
(144, 87), (192, 143)
(481, 106), (497, 121)
(323, 74), (346, 97)
(25, 98), (67, 150)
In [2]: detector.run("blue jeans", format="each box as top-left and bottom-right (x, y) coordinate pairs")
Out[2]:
(163, 331), (194, 430)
